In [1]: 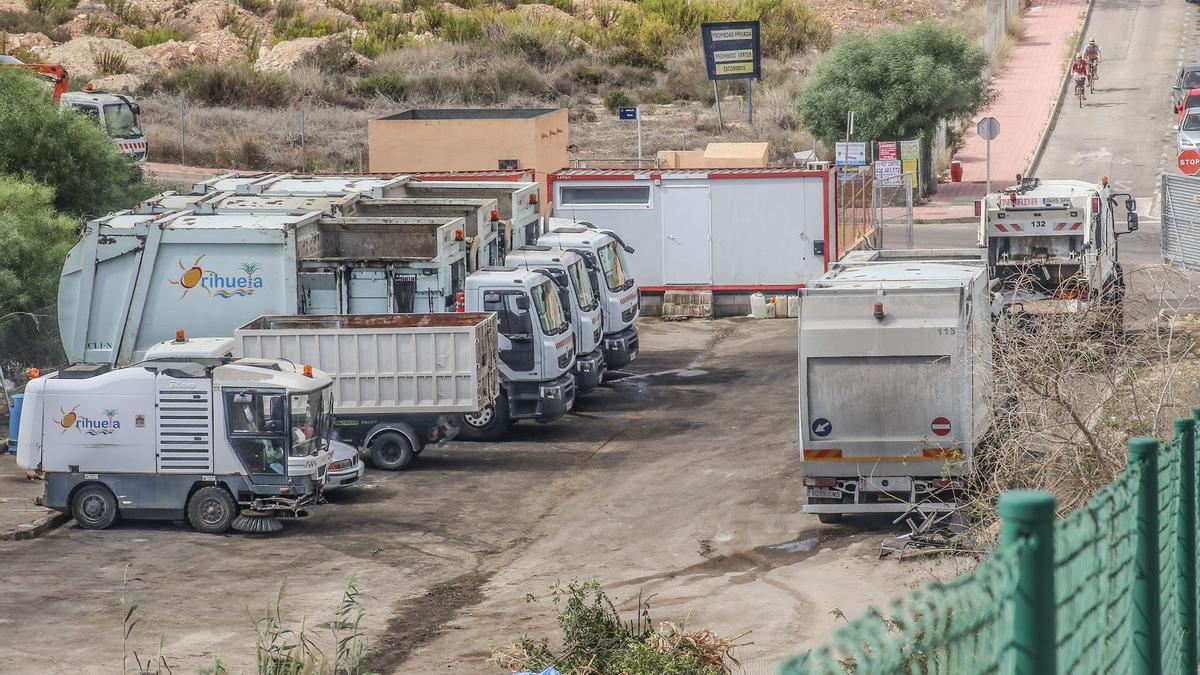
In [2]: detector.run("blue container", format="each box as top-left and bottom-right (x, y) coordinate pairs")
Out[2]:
(7, 393), (23, 454)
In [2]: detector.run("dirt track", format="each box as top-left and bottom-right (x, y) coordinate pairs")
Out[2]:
(0, 318), (952, 673)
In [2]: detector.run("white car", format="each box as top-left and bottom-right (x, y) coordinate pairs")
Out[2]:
(324, 439), (365, 491)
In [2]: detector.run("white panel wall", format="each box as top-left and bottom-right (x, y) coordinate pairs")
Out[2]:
(553, 179), (665, 287)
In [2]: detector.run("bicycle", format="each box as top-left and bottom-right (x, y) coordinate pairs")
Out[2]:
(1087, 59), (1098, 92)
(1075, 75), (1087, 107)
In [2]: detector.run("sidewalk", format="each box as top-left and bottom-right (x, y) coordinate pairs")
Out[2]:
(914, 0), (1090, 222)
(0, 453), (65, 540)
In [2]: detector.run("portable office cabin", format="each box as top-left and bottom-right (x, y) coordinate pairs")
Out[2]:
(548, 168), (838, 313)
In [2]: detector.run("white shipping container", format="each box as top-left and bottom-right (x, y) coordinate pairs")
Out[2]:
(797, 249), (991, 517)
(235, 313), (500, 415)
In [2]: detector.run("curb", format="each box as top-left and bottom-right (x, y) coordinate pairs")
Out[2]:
(1, 510), (67, 541)
(1026, 0), (1098, 177)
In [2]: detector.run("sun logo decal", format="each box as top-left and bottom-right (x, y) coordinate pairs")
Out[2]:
(54, 404), (80, 432)
(169, 255), (208, 298)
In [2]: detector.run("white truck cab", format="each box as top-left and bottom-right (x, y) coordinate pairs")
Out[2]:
(505, 245), (606, 393)
(17, 357), (334, 533)
(457, 267), (576, 440)
(61, 90), (147, 163)
(539, 223), (639, 369)
(978, 175), (1138, 315)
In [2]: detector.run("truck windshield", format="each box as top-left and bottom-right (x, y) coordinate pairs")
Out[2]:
(598, 241), (629, 291)
(568, 259), (597, 311)
(103, 103), (142, 139)
(531, 280), (569, 335)
(289, 388), (330, 457)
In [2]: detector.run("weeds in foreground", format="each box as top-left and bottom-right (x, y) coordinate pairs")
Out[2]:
(120, 566), (372, 675)
(492, 579), (749, 675)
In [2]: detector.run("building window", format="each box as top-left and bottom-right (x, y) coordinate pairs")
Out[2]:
(559, 185), (651, 206)
(498, 159), (520, 170)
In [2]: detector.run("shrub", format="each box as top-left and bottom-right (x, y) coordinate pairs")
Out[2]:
(273, 0), (300, 19)
(0, 8), (71, 34)
(350, 71), (408, 100)
(235, 0), (270, 15)
(352, 14), (409, 57)
(603, 87), (633, 111)
(638, 85), (673, 105)
(22, 0), (76, 20)
(0, 176), (79, 316)
(419, 5), (485, 42)
(102, 0), (143, 25)
(122, 25), (191, 47)
(0, 67), (150, 217)
(272, 14), (349, 42)
(93, 48), (128, 75)
(168, 62), (294, 107)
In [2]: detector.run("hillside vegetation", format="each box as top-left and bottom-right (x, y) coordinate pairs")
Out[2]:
(1, 0), (984, 169)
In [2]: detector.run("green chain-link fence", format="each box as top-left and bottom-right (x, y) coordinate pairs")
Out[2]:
(780, 412), (1200, 675)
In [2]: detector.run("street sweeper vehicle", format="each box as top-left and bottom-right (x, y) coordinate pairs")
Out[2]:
(15, 357), (334, 533)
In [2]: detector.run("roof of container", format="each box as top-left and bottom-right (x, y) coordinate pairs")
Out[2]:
(376, 108), (559, 121)
(96, 210), (166, 227)
(819, 262), (983, 288)
(163, 211), (319, 230)
(552, 167), (831, 180)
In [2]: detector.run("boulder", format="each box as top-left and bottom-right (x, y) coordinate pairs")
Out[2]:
(5, 32), (56, 51)
(87, 72), (144, 93)
(254, 32), (364, 73)
(43, 36), (159, 81)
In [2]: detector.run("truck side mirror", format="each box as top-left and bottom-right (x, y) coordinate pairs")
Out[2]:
(1125, 197), (1137, 213)
(1126, 212), (1139, 232)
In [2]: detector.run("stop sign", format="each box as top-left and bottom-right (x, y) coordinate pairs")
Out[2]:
(1180, 148), (1200, 175)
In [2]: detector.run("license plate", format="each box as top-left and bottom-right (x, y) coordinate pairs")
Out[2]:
(807, 488), (841, 499)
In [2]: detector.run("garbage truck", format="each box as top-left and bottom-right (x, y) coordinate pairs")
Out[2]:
(540, 222), (640, 369)
(978, 175), (1139, 317)
(506, 245), (606, 393)
(143, 312), (502, 470)
(16, 356), (334, 533)
(797, 249), (991, 523)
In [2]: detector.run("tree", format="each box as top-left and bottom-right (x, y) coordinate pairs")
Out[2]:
(0, 176), (78, 316)
(0, 67), (153, 218)
(797, 21), (990, 149)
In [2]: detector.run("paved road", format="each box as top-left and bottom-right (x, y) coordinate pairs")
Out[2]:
(911, 0), (1200, 311)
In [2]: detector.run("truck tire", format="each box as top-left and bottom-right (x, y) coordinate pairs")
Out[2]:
(455, 394), (511, 442)
(186, 486), (237, 534)
(369, 431), (415, 470)
(817, 513), (844, 525)
(71, 484), (119, 530)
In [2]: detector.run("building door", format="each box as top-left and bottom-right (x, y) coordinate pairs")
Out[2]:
(661, 185), (712, 284)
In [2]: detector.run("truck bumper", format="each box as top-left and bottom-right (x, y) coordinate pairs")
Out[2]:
(802, 476), (963, 515)
(573, 347), (607, 393)
(509, 372), (575, 422)
(601, 326), (639, 369)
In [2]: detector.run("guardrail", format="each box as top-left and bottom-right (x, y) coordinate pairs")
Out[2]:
(781, 412), (1200, 675)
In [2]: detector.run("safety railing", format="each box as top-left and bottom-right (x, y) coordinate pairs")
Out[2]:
(781, 411), (1200, 675)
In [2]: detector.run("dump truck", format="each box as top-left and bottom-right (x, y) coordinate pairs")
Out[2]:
(190, 173), (541, 256)
(143, 312), (501, 470)
(16, 357), (334, 533)
(797, 249), (991, 523)
(978, 175), (1139, 316)
(506, 245), (606, 393)
(540, 222), (640, 369)
(58, 209), (469, 365)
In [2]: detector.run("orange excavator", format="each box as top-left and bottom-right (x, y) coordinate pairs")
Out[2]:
(4, 61), (70, 101)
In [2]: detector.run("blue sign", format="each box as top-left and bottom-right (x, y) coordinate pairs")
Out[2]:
(618, 106), (639, 120)
(811, 418), (832, 438)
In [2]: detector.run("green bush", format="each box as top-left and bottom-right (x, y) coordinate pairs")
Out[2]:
(272, 14), (349, 42)
(235, 0), (270, 15)
(352, 14), (409, 57)
(273, 0), (300, 19)
(102, 0), (143, 25)
(0, 68), (149, 218)
(603, 87), (633, 111)
(0, 176), (79, 316)
(168, 62), (294, 107)
(351, 71), (408, 100)
(638, 85), (674, 105)
(0, 7), (72, 34)
(123, 24), (192, 47)
(798, 21), (990, 146)
(419, 5), (485, 42)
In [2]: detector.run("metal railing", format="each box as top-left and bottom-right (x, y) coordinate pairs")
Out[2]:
(782, 414), (1200, 675)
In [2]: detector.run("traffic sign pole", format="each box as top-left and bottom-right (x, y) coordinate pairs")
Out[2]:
(986, 138), (991, 195)
(747, 77), (753, 124)
(636, 106), (643, 165)
(977, 117), (1000, 195)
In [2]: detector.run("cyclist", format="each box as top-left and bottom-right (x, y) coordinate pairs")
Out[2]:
(1071, 55), (1089, 100)
(1084, 38), (1101, 80)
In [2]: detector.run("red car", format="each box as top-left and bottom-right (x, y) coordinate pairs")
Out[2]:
(1180, 88), (1200, 123)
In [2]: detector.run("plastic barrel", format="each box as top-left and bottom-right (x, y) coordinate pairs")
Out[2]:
(7, 394), (23, 454)
(950, 160), (964, 183)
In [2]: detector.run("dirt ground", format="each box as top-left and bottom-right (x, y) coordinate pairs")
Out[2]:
(0, 318), (958, 673)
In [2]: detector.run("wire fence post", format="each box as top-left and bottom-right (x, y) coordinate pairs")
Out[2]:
(1130, 436), (1162, 675)
(1176, 417), (1197, 675)
(999, 489), (1057, 675)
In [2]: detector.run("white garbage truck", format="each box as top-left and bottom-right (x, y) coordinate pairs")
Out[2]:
(797, 249), (991, 523)
(16, 357), (334, 533)
(505, 245), (606, 393)
(978, 175), (1139, 316)
(539, 222), (640, 369)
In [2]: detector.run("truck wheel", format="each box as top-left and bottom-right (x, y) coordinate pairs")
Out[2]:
(455, 394), (511, 442)
(186, 486), (237, 534)
(71, 484), (119, 530)
(817, 513), (844, 525)
(369, 432), (415, 470)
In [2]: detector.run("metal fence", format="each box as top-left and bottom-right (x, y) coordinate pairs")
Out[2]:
(1161, 173), (1200, 270)
(0, 303), (66, 415)
(781, 415), (1200, 675)
(874, 172), (914, 249)
(838, 170), (880, 259)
